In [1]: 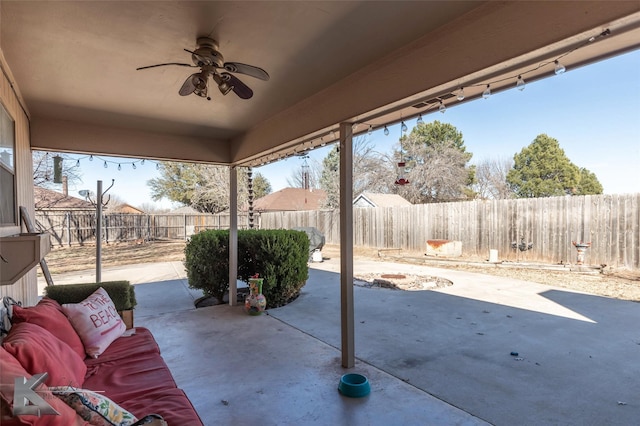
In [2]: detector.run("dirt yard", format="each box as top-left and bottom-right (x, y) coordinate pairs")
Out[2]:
(43, 241), (640, 302)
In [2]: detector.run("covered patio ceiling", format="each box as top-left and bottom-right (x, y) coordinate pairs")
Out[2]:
(2, 1), (639, 167)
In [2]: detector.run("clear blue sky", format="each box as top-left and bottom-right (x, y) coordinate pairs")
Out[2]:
(56, 49), (639, 209)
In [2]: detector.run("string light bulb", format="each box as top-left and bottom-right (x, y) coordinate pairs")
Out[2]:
(457, 87), (465, 101)
(401, 121), (408, 133)
(554, 60), (566, 75)
(132, 163), (137, 169)
(117, 164), (122, 171)
(103, 161), (108, 168)
(141, 159), (145, 165)
(416, 114), (423, 125)
(516, 75), (526, 91)
(156, 163), (160, 170)
(384, 126), (389, 136)
(482, 84), (491, 99)
(368, 125), (373, 135)
(439, 101), (446, 114)
(89, 155), (93, 161)
(76, 159), (80, 167)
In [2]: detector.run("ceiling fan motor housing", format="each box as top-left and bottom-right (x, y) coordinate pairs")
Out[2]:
(192, 37), (224, 68)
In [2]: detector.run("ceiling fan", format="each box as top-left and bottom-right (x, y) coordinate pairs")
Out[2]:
(137, 37), (269, 100)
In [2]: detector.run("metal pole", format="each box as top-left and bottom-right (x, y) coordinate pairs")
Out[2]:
(96, 180), (102, 283)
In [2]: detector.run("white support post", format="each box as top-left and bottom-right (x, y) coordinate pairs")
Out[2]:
(339, 122), (355, 368)
(229, 166), (238, 306)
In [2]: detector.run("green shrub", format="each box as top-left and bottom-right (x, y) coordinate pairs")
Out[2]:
(238, 229), (309, 308)
(184, 230), (229, 304)
(45, 281), (136, 311)
(184, 229), (309, 308)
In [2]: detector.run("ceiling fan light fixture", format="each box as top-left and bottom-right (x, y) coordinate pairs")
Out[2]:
(213, 73), (233, 95)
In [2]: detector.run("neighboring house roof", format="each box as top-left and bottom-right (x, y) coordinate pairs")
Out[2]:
(34, 186), (95, 210)
(353, 192), (412, 208)
(110, 203), (145, 214)
(253, 188), (327, 212)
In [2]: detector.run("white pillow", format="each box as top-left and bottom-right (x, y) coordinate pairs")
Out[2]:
(63, 287), (126, 358)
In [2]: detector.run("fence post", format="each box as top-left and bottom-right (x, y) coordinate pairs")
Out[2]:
(183, 214), (187, 241)
(66, 212), (71, 247)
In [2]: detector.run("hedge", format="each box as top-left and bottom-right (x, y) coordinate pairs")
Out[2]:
(45, 281), (136, 311)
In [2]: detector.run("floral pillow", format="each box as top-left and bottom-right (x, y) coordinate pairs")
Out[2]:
(51, 387), (138, 426)
(62, 287), (126, 358)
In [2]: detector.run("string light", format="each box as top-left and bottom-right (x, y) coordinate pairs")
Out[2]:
(89, 155), (93, 161)
(482, 84), (491, 99)
(117, 164), (122, 171)
(401, 121), (408, 133)
(447, 29), (608, 106)
(368, 125), (373, 135)
(416, 114), (423, 125)
(384, 126), (389, 136)
(76, 159), (80, 167)
(141, 159), (145, 165)
(132, 163), (136, 169)
(438, 101), (446, 114)
(156, 163), (160, 170)
(103, 161), (108, 168)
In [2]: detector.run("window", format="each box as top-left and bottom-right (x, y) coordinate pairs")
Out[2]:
(0, 102), (16, 226)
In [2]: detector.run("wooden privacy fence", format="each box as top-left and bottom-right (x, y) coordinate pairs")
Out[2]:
(35, 212), (250, 246)
(260, 194), (640, 270)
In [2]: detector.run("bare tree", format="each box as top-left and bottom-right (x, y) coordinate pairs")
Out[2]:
(392, 121), (475, 204)
(148, 162), (271, 213)
(33, 151), (83, 188)
(474, 157), (515, 199)
(286, 158), (321, 189)
(139, 202), (170, 213)
(318, 137), (390, 208)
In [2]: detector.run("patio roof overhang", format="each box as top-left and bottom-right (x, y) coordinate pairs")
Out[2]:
(2, 1), (639, 167)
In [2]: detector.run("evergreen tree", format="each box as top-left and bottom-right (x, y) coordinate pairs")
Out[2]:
(575, 167), (604, 195)
(506, 134), (581, 198)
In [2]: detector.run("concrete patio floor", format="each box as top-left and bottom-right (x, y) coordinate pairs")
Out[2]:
(43, 258), (640, 425)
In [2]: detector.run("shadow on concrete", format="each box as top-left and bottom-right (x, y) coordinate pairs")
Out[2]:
(268, 269), (640, 425)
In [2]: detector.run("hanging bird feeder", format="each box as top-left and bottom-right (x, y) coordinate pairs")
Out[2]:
(395, 161), (409, 186)
(395, 125), (410, 186)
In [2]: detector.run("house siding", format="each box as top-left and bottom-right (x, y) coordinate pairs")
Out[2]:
(0, 54), (37, 306)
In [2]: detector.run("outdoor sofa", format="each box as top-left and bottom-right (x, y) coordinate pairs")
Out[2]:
(0, 282), (203, 425)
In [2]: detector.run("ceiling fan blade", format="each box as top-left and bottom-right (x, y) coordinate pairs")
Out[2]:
(223, 62), (270, 81)
(179, 74), (198, 96)
(136, 62), (196, 71)
(222, 73), (253, 99)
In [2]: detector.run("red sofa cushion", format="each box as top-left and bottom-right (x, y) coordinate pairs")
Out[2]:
(124, 388), (204, 426)
(11, 298), (86, 360)
(84, 327), (160, 367)
(2, 323), (87, 388)
(0, 346), (87, 426)
(83, 352), (177, 402)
